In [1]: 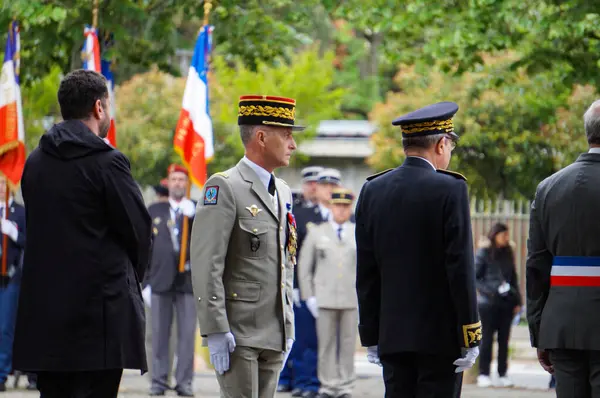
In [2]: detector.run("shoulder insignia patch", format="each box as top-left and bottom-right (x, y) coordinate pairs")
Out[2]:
(436, 169), (467, 181)
(366, 168), (393, 181)
(462, 321), (482, 348)
(214, 171), (229, 178)
(204, 186), (219, 205)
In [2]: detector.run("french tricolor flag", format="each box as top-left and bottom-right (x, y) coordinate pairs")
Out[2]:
(173, 25), (214, 187)
(82, 26), (117, 147)
(0, 21), (26, 188)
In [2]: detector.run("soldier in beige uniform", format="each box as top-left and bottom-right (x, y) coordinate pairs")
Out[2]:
(299, 188), (358, 398)
(191, 95), (304, 398)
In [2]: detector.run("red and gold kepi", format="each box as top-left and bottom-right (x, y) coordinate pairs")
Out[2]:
(238, 95), (305, 131)
(167, 164), (188, 176)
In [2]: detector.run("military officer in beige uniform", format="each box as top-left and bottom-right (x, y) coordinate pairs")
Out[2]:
(191, 95), (304, 398)
(299, 188), (358, 398)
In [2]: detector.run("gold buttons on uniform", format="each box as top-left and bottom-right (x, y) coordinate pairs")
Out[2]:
(211, 295), (217, 300)
(280, 226), (283, 231)
(281, 263), (285, 270)
(253, 228), (258, 233)
(281, 283), (285, 289)
(280, 244), (284, 250)
(232, 293), (238, 298)
(198, 297), (202, 302)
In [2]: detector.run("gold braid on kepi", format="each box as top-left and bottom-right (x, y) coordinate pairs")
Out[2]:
(330, 188), (354, 204)
(238, 95), (305, 131)
(392, 101), (459, 140)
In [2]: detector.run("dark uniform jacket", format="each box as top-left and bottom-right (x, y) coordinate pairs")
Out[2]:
(355, 157), (481, 357)
(293, 204), (326, 290)
(146, 201), (194, 294)
(13, 120), (152, 373)
(527, 152), (600, 350)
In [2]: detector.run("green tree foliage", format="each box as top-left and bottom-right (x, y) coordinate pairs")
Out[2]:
(369, 54), (590, 200)
(115, 48), (345, 185)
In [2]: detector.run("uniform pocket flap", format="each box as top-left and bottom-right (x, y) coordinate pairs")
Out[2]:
(238, 219), (268, 236)
(225, 279), (261, 302)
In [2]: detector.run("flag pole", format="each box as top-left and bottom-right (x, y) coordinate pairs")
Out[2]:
(92, 0), (99, 28)
(177, 0), (212, 273)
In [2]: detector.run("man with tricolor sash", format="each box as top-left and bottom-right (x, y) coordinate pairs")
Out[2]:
(526, 99), (600, 397)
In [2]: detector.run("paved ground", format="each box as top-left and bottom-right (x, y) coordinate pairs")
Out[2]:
(3, 365), (556, 398)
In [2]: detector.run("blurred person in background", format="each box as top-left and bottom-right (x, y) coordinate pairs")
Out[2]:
(474, 222), (522, 388)
(282, 168), (341, 398)
(299, 188), (357, 398)
(12, 69), (152, 398)
(0, 175), (26, 391)
(527, 99), (600, 397)
(146, 164), (197, 397)
(152, 178), (169, 203)
(293, 166), (323, 208)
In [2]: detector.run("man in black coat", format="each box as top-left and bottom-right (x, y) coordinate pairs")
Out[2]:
(146, 164), (197, 397)
(12, 69), (152, 398)
(355, 102), (481, 398)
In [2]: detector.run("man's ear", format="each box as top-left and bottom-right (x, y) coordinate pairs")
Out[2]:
(256, 128), (266, 147)
(434, 138), (444, 155)
(92, 99), (104, 120)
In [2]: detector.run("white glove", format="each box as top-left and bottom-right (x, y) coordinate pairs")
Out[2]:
(180, 198), (196, 218)
(453, 346), (480, 373)
(1, 219), (18, 243)
(292, 289), (301, 307)
(367, 345), (381, 367)
(207, 332), (236, 375)
(281, 338), (294, 371)
(306, 296), (318, 318)
(142, 285), (152, 308)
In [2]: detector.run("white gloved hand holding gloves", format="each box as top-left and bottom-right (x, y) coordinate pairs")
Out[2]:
(207, 332), (236, 375)
(1, 219), (18, 243)
(367, 345), (382, 367)
(141, 285), (152, 307)
(179, 198), (196, 218)
(453, 346), (480, 373)
(306, 296), (319, 318)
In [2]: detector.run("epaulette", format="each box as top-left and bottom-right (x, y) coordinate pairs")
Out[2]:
(436, 169), (467, 181)
(366, 168), (393, 181)
(214, 171), (229, 179)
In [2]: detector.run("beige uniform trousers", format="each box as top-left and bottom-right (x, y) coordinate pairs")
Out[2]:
(216, 346), (284, 398)
(317, 308), (358, 396)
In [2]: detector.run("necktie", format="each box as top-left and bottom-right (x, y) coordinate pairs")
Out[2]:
(337, 225), (343, 241)
(268, 174), (276, 196)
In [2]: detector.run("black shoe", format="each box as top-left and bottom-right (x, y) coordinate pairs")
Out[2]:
(176, 386), (194, 397)
(278, 384), (292, 392)
(291, 388), (304, 397)
(149, 387), (166, 396)
(0, 383), (5, 392)
(302, 392), (319, 398)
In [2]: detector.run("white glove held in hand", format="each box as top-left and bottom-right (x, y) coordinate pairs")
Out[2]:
(306, 296), (319, 318)
(367, 345), (382, 367)
(207, 332), (236, 375)
(453, 346), (480, 373)
(1, 219), (18, 243)
(292, 289), (301, 307)
(281, 338), (294, 371)
(141, 286), (152, 308)
(180, 198), (196, 218)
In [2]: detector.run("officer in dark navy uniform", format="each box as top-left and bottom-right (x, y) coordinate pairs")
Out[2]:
(356, 102), (481, 398)
(279, 168), (341, 398)
(293, 166), (323, 209)
(0, 175), (26, 392)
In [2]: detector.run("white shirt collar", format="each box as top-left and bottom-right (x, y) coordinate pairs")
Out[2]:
(589, 148), (600, 154)
(242, 156), (272, 192)
(408, 156), (436, 170)
(168, 198), (181, 210)
(318, 203), (330, 220)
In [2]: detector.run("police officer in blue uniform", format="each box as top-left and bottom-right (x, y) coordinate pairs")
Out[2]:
(356, 102), (481, 397)
(0, 175), (26, 391)
(280, 168), (341, 398)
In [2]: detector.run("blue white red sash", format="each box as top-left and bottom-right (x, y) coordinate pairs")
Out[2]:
(551, 256), (600, 287)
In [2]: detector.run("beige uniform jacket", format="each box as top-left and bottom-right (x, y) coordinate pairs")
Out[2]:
(190, 160), (295, 352)
(298, 222), (358, 310)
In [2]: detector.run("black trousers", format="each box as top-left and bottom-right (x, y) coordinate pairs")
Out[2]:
(380, 352), (463, 398)
(550, 349), (600, 398)
(478, 304), (513, 376)
(37, 369), (123, 398)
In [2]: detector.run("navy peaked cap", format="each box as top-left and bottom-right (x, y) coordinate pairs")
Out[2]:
(392, 101), (459, 139)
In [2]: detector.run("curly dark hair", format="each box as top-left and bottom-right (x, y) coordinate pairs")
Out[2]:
(57, 69), (108, 120)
